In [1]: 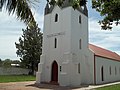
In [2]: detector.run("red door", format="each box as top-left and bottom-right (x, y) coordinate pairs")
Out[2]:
(51, 61), (58, 82)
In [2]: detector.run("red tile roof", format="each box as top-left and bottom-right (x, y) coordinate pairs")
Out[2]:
(89, 44), (120, 61)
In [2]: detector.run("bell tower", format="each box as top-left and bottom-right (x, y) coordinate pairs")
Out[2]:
(36, 0), (88, 86)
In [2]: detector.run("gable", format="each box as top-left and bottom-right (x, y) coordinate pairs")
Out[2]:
(89, 44), (120, 61)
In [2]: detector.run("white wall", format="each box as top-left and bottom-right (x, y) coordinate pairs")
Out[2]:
(41, 6), (72, 83)
(0, 67), (30, 75)
(70, 7), (90, 85)
(95, 56), (120, 84)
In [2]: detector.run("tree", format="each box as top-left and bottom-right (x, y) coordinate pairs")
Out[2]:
(15, 24), (42, 75)
(0, 58), (2, 67)
(2, 59), (12, 68)
(92, 0), (120, 30)
(0, 0), (37, 26)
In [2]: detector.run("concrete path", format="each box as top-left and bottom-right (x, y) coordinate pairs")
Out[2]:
(0, 81), (120, 90)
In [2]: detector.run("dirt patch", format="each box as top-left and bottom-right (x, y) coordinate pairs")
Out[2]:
(0, 81), (72, 90)
(0, 81), (94, 90)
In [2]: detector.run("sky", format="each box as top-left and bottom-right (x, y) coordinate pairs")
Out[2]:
(0, 0), (120, 60)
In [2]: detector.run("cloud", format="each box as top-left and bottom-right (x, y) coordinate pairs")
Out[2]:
(0, 35), (21, 60)
(89, 18), (120, 55)
(31, 0), (46, 31)
(0, 1), (46, 60)
(0, 10), (25, 60)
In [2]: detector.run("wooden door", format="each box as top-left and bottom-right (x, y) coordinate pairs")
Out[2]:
(51, 61), (58, 82)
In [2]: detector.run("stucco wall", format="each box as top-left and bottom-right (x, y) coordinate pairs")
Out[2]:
(95, 56), (120, 84)
(0, 67), (30, 75)
(38, 6), (73, 85)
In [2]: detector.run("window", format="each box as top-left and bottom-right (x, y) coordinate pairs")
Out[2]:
(101, 66), (104, 81)
(55, 14), (58, 22)
(60, 66), (62, 72)
(115, 67), (116, 75)
(119, 67), (120, 74)
(79, 39), (81, 49)
(78, 63), (80, 74)
(79, 15), (81, 23)
(0, 0), (2, 8)
(109, 66), (111, 75)
(54, 38), (57, 48)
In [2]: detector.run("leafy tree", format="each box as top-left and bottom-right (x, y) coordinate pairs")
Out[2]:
(15, 24), (42, 75)
(92, 0), (120, 30)
(2, 59), (12, 68)
(0, 58), (2, 67)
(0, 0), (37, 26)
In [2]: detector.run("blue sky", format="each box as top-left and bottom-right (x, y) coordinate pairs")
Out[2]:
(0, 0), (120, 60)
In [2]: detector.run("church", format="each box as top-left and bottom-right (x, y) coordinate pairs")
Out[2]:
(36, 0), (120, 86)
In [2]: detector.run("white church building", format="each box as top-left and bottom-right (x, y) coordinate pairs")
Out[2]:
(36, 1), (120, 86)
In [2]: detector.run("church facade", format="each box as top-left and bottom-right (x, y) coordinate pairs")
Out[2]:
(36, 1), (120, 86)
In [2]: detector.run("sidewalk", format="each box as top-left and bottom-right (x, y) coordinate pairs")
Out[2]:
(80, 81), (120, 90)
(0, 81), (120, 90)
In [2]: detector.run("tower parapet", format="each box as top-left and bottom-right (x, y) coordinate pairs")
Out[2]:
(44, 0), (88, 16)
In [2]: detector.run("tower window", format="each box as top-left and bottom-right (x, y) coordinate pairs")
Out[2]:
(54, 38), (57, 48)
(55, 14), (58, 22)
(79, 15), (81, 23)
(79, 39), (81, 49)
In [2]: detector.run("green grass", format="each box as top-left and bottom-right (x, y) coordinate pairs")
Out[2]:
(0, 75), (36, 83)
(95, 84), (120, 90)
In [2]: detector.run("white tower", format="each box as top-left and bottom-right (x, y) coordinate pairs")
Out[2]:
(36, 0), (89, 86)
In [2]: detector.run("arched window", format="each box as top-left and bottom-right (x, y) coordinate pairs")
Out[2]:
(54, 38), (57, 48)
(55, 14), (58, 22)
(78, 63), (80, 74)
(101, 66), (104, 81)
(79, 15), (81, 23)
(109, 66), (111, 75)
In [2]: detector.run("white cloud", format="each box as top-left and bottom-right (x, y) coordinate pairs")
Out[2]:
(31, 0), (46, 31)
(0, 10), (25, 60)
(0, 1), (46, 60)
(89, 18), (120, 55)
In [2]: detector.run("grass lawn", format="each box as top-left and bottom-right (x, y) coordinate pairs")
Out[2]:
(0, 75), (36, 83)
(95, 84), (120, 90)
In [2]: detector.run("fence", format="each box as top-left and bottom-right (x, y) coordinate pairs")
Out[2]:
(0, 67), (30, 75)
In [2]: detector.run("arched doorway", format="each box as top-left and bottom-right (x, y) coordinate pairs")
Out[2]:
(51, 61), (58, 82)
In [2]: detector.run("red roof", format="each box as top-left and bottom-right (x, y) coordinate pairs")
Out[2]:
(89, 44), (120, 61)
